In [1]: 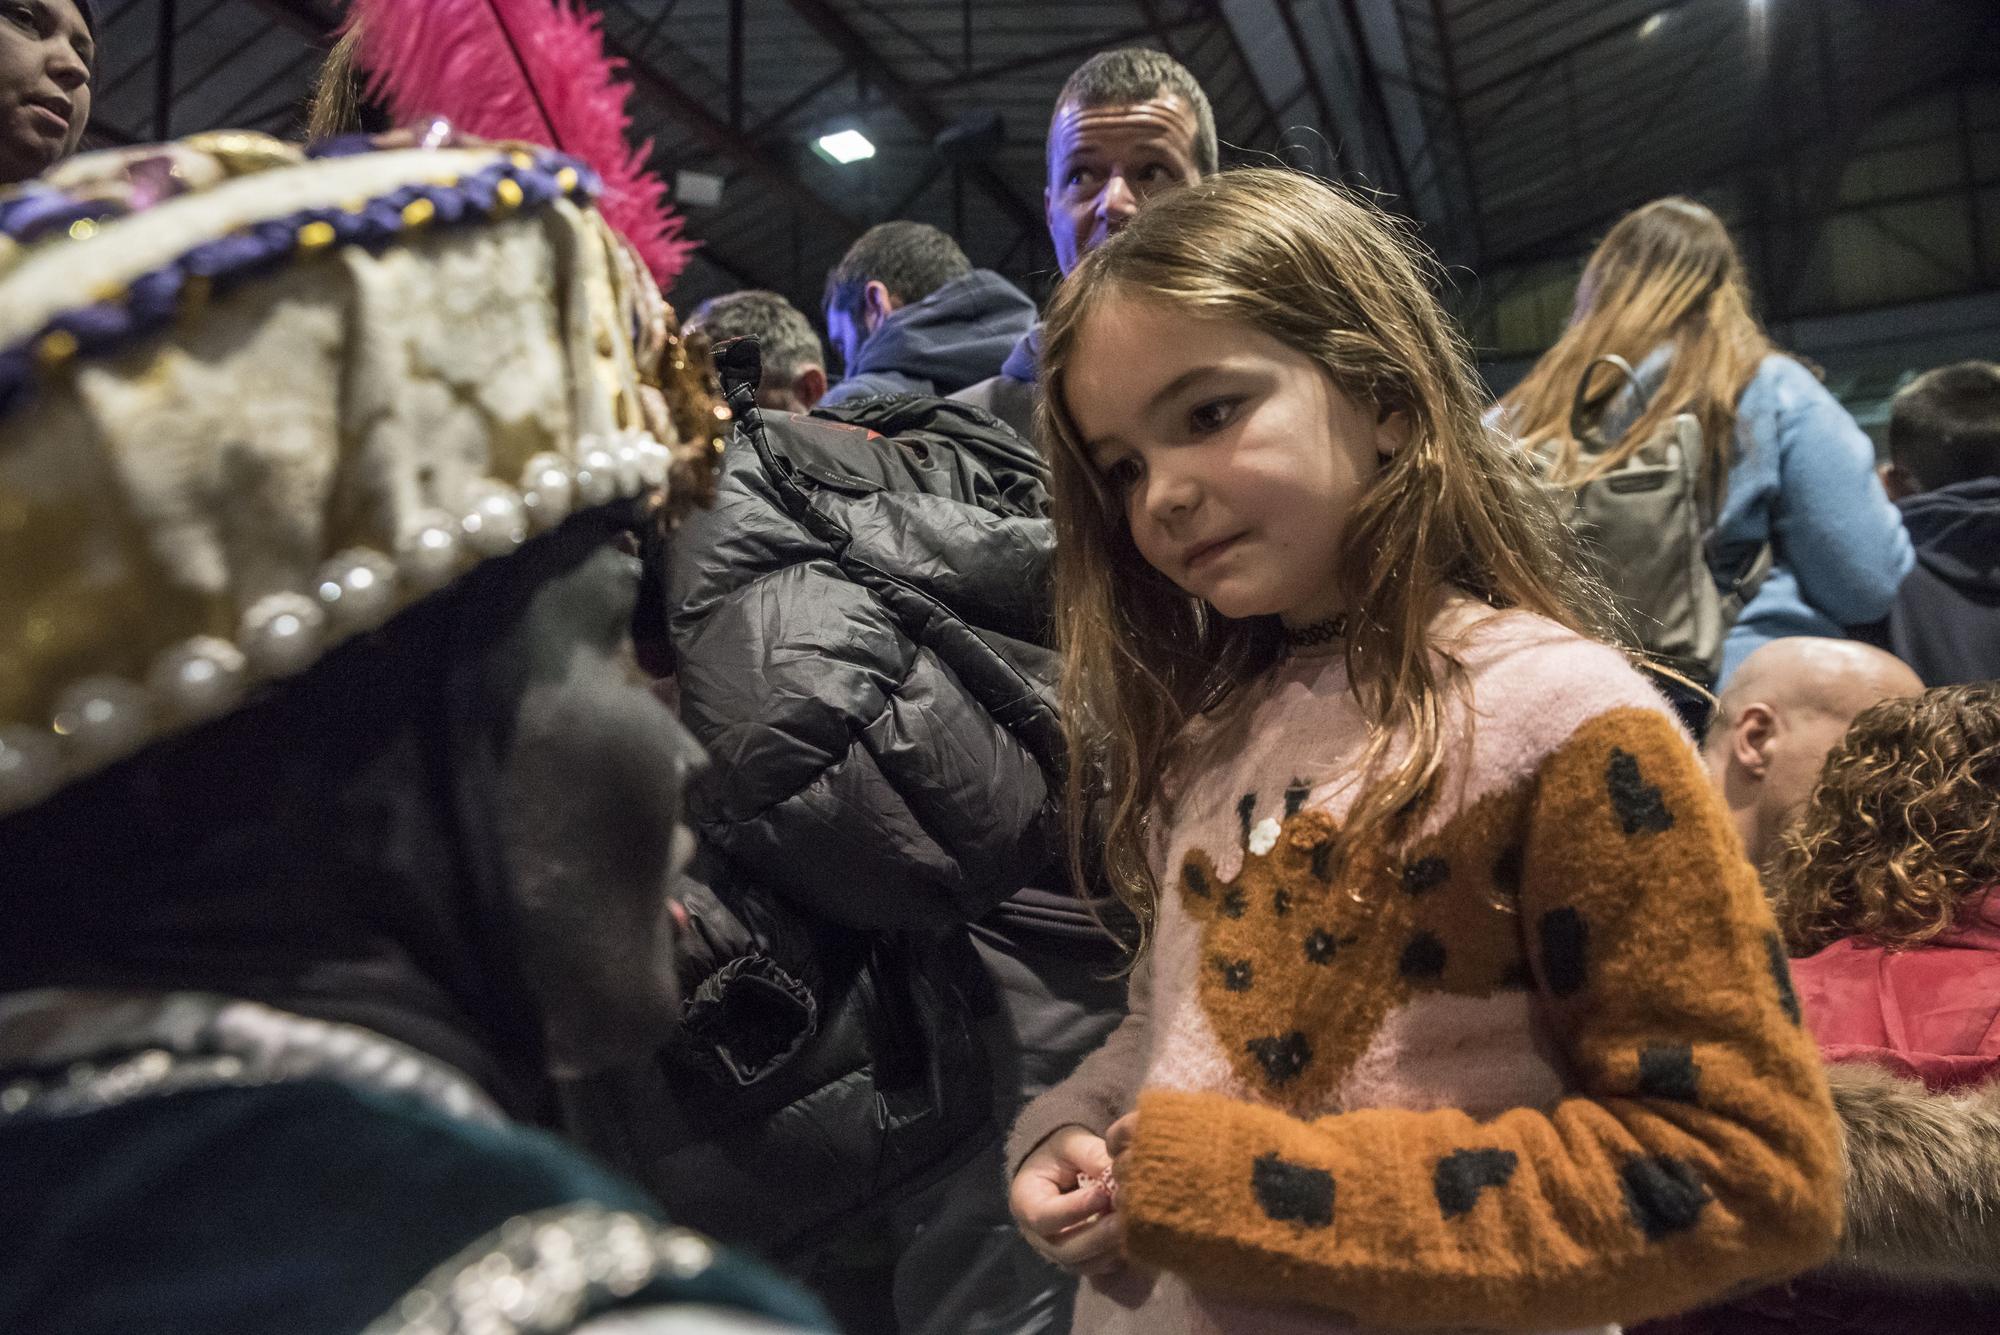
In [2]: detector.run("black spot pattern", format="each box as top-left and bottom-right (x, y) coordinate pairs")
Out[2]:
(1538, 907), (1590, 998)
(1402, 856), (1450, 895)
(1220, 887), (1247, 919)
(1433, 1148), (1518, 1219)
(1606, 748), (1675, 836)
(1766, 932), (1801, 1024)
(1309, 839), (1334, 882)
(1619, 1154), (1709, 1240)
(1183, 863), (1211, 899)
(1216, 957), (1254, 992)
(1284, 779), (1310, 817)
(1304, 929), (1340, 965)
(1252, 1152), (1334, 1228)
(1493, 843), (1524, 894)
(1273, 888), (1293, 917)
(1400, 931), (1448, 980)
(1247, 1032), (1312, 1085)
(1237, 792), (1257, 843)
(1638, 1044), (1700, 1102)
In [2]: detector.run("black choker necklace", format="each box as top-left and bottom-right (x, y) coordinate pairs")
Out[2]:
(1283, 613), (1349, 647)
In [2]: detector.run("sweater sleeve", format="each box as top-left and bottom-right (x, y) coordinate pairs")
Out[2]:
(1765, 361), (1914, 626)
(1116, 706), (1843, 1330)
(1006, 952), (1152, 1178)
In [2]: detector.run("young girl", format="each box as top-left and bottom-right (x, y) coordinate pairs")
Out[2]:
(1005, 168), (1843, 1334)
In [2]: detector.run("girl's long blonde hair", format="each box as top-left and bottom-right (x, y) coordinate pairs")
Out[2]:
(1039, 168), (1617, 950)
(1772, 683), (2000, 956)
(1498, 197), (1772, 487)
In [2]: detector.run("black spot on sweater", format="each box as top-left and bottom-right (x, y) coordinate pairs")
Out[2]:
(1433, 1148), (1518, 1219)
(1252, 1153), (1334, 1227)
(1246, 1032), (1312, 1085)
(1606, 749), (1674, 836)
(1620, 1154), (1709, 1240)
(1538, 907), (1589, 998)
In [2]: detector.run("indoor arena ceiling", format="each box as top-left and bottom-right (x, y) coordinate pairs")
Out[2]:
(76, 0), (2000, 373)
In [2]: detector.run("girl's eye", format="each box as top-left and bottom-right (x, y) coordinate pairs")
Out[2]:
(1189, 398), (1240, 434)
(3, 3), (36, 33)
(1102, 457), (1142, 492)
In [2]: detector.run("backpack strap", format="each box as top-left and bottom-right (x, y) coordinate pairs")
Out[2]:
(1569, 354), (1644, 454)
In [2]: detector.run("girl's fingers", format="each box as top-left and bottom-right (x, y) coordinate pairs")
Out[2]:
(1015, 1175), (1111, 1234)
(1033, 1211), (1125, 1272)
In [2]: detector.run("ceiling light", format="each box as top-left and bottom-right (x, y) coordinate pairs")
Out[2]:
(675, 170), (724, 207)
(814, 129), (876, 165)
(1638, 11), (1665, 37)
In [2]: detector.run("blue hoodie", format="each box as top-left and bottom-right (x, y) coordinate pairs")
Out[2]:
(821, 269), (1037, 406)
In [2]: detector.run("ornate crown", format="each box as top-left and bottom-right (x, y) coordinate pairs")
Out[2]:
(0, 127), (726, 817)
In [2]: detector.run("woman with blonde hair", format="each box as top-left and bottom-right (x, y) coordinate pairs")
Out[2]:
(1499, 197), (1912, 684)
(1002, 167), (1841, 1335)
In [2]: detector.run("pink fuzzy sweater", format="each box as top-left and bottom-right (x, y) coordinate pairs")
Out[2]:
(1008, 607), (1842, 1335)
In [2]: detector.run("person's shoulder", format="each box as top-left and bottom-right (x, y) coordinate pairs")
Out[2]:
(1442, 604), (1684, 752)
(1743, 353), (1840, 415)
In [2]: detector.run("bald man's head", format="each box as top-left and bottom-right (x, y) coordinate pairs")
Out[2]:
(1704, 638), (1923, 869)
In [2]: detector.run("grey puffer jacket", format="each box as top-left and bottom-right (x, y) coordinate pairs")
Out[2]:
(570, 341), (1067, 1256)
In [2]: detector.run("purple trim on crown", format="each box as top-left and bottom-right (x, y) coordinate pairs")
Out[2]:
(0, 147), (604, 422)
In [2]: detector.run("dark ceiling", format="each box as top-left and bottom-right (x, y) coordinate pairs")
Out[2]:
(77, 0), (2000, 373)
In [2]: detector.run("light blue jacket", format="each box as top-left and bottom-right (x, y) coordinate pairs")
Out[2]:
(1537, 350), (1911, 686)
(1706, 354), (1913, 682)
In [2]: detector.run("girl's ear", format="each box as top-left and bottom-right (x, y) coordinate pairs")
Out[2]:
(1373, 405), (1413, 459)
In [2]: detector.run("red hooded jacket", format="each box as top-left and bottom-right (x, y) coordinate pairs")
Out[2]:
(1792, 889), (2000, 1091)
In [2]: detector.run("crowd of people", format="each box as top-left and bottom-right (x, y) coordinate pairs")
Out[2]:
(3, 5), (1999, 1334)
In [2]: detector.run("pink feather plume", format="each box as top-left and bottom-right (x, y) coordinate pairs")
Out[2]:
(343, 0), (693, 286)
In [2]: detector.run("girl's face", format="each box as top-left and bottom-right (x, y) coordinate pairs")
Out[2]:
(1065, 290), (1403, 627)
(0, 0), (91, 186)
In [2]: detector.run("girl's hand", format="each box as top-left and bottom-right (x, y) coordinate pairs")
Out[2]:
(1009, 1124), (1127, 1277)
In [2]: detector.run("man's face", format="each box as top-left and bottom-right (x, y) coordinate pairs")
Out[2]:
(1045, 92), (1203, 275)
(824, 302), (864, 378)
(491, 540), (704, 1079)
(0, 0), (92, 186)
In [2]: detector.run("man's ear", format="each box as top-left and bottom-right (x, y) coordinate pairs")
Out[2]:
(792, 364), (828, 412)
(862, 280), (899, 333)
(1731, 703), (1777, 777)
(1880, 461), (1921, 501)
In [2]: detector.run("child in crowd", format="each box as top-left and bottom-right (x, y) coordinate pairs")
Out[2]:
(1643, 684), (2000, 1333)
(1005, 168), (1843, 1335)
(1858, 361), (2000, 686)
(1776, 682), (2000, 1087)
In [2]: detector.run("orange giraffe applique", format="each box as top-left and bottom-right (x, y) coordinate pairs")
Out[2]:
(1173, 785), (1534, 1113)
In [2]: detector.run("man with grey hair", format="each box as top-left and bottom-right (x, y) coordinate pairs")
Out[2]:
(954, 47), (1215, 438)
(685, 290), (829, 413)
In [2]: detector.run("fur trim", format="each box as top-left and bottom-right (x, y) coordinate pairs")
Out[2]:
(1828, 1060), (2000, 1289)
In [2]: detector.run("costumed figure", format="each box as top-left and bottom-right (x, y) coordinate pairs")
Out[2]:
(0, 122), (828, 1334)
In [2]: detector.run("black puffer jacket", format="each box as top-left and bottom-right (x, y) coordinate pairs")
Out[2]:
(569, 341), (1066, 1256)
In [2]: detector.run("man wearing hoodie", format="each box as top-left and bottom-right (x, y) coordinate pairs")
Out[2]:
(1857, 360), (2000, 684)
(818, 220), (1037, 408)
